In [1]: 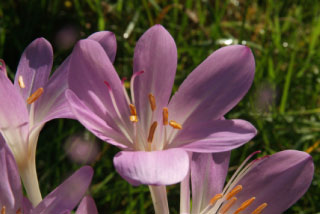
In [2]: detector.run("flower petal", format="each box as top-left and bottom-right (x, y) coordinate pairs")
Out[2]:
(32, 166), (93, 214)
(0, 136), (23, 213)
(168, 45), (255, 129)
(230, 150), (314, 214)
(113, 149), (189, 185)
(14, 38), (53, 101)
(191, 152), (230, 214)
(76, 196), (98, 214)
(68, 39), (131, 136)
(0, 72), (29, 158)
(133, 25), (177, 136)
(168, 119), (256, 153)
(66, 90), (131, 149)
(88, 31), (117, 63)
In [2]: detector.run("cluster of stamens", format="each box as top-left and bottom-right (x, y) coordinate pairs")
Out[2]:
(1, 206), (22, 214)
(201, 152), (269, 214)
(104, 71), (182, 151)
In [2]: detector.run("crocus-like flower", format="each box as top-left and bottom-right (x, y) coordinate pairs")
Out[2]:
(0, 31), (116, 205)
(66, 25), (257, 188)
(183, 150), (314, 214)
(0, 135), (94, 214)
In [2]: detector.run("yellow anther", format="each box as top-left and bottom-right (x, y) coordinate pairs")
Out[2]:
(220, 197), (237, 214)
(210, 193), (223, 205)
(163, 107), (169, 125)
(169, 120), (182, 130)
(233, 197), (256, 214)
(16, 208), (22, 214)
(18, 75), (25, 88)
(305, 140), (320, 154)
(1, 206), (5, 214)
(130, 115), (138, 123)
(129, 104), (137, 116)
(226, 185), (243, 200)
(252, 203), (268, 214)
(26, 87), (44, 104)
(147, 121), (158, 143)
(148, 93), (156, 111)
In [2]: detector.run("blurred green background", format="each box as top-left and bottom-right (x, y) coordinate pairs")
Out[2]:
(0, 0), (319, 213)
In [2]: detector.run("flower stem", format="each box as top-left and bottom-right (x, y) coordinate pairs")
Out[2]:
(148, 185), (169, 214)
(19, 158), (42, 206)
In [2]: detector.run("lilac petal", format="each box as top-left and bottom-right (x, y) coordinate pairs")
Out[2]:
(68, 39), (130, 133)
(133, 25), (177, 134)
(88, 31), (117, 63)
(191, 152), (230, 214)
(0, 136), (23, 213)
(14, 38), (53, 101)
(66, 90), (132, 149)
(113, 149), (189, 185)
(32, 166), (94, 214)
(22, 197), (33, 214)
(168, 119), (256, 153)
(0, 72), (29, 153)
(168, 45), (255, 129)
(76, 196), (98, 214)
(230, 150), (314, 214)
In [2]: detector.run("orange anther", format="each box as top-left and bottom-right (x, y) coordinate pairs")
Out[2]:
(210, 193), (223, 205)
(226, 185), (243, 200)
(233, 197), (256, 214)
(147, 122), (158, 143)
(163, 107), (169, 125)
(26, 88), (44, 104)
(251, 203), (268, 214)
(220, 197), (237, 214)
(169, 120), (182, 130)
(148, 93), (156, 111)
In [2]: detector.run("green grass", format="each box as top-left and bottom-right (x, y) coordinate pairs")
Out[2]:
(1, 0), (320, 213)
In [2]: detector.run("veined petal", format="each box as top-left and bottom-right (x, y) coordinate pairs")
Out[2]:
(88, 31), (117, 63)
(0, 136), (23, 213)
(168, 119), (256, 153)
(229, 150), (314, 214)
(191, 152), (230, 214)
(76, 196), (98, 214)
(168, 45), (255, 130)
(0, 72), (29, 157)
(32, 166), (94, 214)
(113, 149), (189, 186)
(14, 38), (53, 101)
(133, 25), (177, 135)
(66, 90), (132, 149)
(68, 39), (131, 134)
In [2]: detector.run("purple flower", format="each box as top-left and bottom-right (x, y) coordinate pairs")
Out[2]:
(0, 31), (116, 205)
(0, 136), (94, 214)
(184, 150), (314, 214)
(66, 24), (256, 186)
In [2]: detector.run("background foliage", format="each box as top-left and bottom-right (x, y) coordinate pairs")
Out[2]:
(0, 0), (319, 213)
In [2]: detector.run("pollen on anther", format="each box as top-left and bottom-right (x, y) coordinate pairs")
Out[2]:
(251, 203), (268, 214)
(147, 121), (158, 143)
(16, 208), (22, 214)
(210, 193), (223, 205)
(233, 197), (256, 214)
(129, 104), (137, 116)
(163, 108), (169, 125)
(148, 93), (156, 111)
(1, 206), (5, 214)
(18, 75), (25, 88)
(130, 115), (138, 123)
(27, 88), (44, 104)
(226, 185), (243, 200)
(169, 120), (182, 130)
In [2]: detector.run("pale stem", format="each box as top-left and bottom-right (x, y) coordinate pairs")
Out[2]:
(19, 157), (42, 206)
(148, 185), (169, 214)
(180, 172), (190, 214)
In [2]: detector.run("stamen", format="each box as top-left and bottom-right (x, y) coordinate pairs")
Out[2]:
(130, 70), (144, 105)
(210, 193), (223, 205)
(130, 115), (138, 123)
(148, 93), (156, 111)
(147, 121), (158, 144)
(163, 108), (169, 125)
(252, 203), (268, 214)
(233, 197), (256, 214)
(129, 104), (137, 116)
(220, 197), (237, 214)
(26, 88), (44, 104)
(1, 206), (5, 214)
(16, 208), (22, 214)
(18, 75), (26, 88)
(169, 120), (182, 130)
(226, 185), (243, 200)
